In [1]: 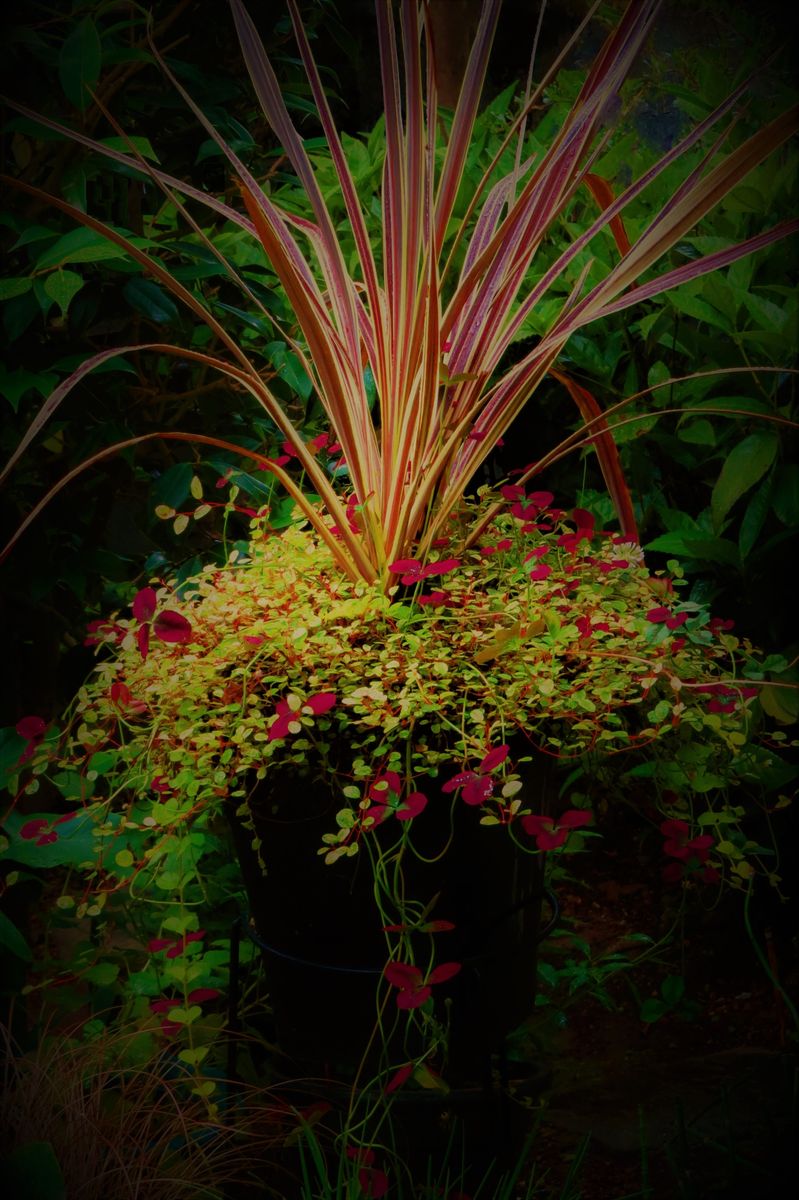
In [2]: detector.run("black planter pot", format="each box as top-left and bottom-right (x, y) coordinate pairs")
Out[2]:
(226, 754), (555, 1091)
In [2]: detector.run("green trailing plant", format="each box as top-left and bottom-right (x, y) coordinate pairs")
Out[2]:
(0, 1020), (296, 1200)
(1, 491), (793, 1096)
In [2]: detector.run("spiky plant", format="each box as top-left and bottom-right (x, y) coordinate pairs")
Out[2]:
(2, 0), (796, 585)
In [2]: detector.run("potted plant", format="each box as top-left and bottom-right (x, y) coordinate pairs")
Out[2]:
(2, 0), (797, 1186)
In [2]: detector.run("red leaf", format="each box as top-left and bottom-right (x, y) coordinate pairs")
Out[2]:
(396, 985), (431, 1009)
(132, 587), (157, 623)
(384, 962), (423, 989)
(268, 713), (294, 741)
(188, 987), (221, 1004)
(479, 744), (509, 774)
(442, 770), (478, 794)
(521, 814), (553, 838)
(388, 558), (420, 575)
(20, 818), (49, 841)
(558, 810), (592, 830)
(369, 771), (402, 801)
(136, 623), (150, 660)
(660, 818), (689, 839)
(396, 791), (427, 820)
(422, 919), (456, 933)
(662, 862), (684, 885)
(535, 828), (568, 850)
(305, 691), (336, 715)
(110, 682), (131, 706)
(528, 491), (554, 507)
(422, 557), (461, 577)
(360, 1167), (389, 1198)
(346, 1146), (376, 1166)
(384, 1063), (414, 1094)
(366, 804), (391, 827)
(16, 715), (46, 741)
(428, 961), (462, 985)
(529, 564), (552, 581)
(150, 997), (181, 1013)
(153, 610), (192, 644)
(462, 776), (494, 805)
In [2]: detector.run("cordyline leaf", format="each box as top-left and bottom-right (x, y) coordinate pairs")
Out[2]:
(1, 97), (256, 235)
(550, 368), (637, 540)
(0, 428), (358, 575)
(583, 172), (633, 259)
(2, 0), (797, 588)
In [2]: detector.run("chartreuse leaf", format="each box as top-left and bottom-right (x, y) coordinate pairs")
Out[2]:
(413, 1062), (449, 1091)
(58, 17), (102, 111)
(179, 1045), (210, 1066)
(170, 1005), (202, 1025)
(711, 431), (778, 530)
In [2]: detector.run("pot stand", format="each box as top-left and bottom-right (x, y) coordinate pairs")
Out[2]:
(226, 756), (555, 1091)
